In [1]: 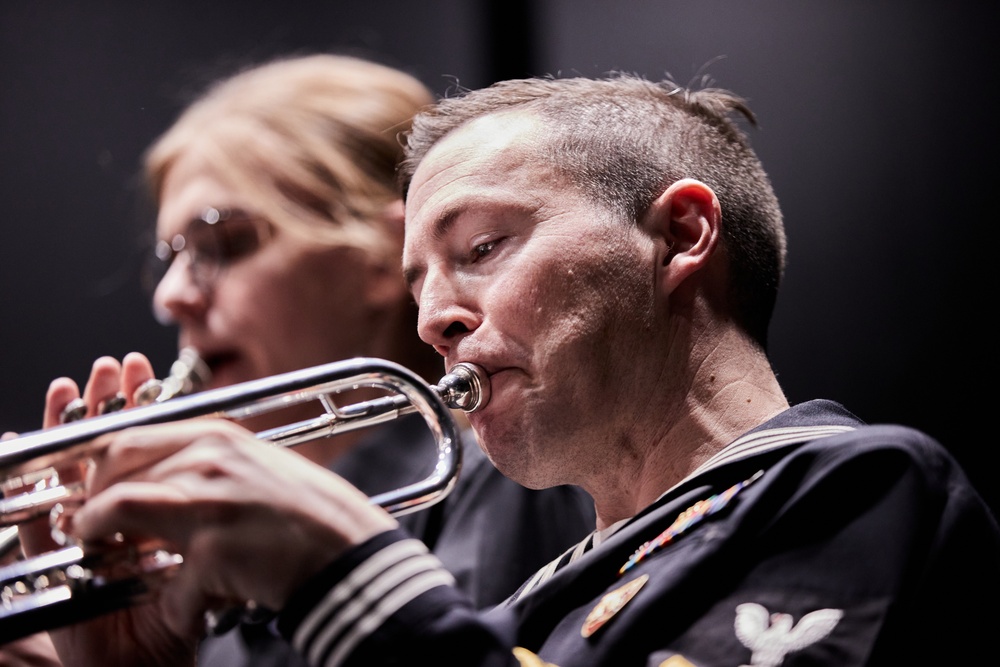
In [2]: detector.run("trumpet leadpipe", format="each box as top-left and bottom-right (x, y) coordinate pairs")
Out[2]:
(254, 361), (490, 447)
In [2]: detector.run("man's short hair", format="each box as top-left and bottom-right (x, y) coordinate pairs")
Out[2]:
(400, 74), (786, 349)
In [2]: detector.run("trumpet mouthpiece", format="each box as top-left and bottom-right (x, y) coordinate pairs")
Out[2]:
(437, 363), (490, 413)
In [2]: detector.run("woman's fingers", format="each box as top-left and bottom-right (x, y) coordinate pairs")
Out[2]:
(81, 356), (124, 415)
(122, 352), (157, 408)
(44, 376), (82, 428)
(42, 352), (158, 430)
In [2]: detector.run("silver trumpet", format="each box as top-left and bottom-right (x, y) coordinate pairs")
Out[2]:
(0, 354), (489, 644)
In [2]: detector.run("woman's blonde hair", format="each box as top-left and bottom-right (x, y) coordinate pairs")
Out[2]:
(145, 54), (434, 262)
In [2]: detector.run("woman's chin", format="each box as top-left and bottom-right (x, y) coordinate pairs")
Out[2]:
(203, 356), (252, 391)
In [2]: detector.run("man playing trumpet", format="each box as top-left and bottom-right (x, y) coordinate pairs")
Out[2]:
(19, 72), (1000, 665)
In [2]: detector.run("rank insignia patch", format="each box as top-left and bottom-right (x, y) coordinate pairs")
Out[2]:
(657, 657), (697, 667)
(512, 647), (560, 667)
(581, 573), (649, 638)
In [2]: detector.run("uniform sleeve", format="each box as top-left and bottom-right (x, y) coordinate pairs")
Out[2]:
(277, 528), (520, 667)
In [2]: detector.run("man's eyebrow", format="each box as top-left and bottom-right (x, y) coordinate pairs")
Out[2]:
(429, 208), (462, 242)
(403, 209), (461, 290)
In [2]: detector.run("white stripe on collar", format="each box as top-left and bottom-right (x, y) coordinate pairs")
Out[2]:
(693, 424), (857, 477)
(622, 424), (857, 537)
(508, 423), (856, 604)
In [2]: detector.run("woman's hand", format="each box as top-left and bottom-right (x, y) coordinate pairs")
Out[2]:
(6, 352), (196, 667)
(13, 353), (157, 560)
(42, 352), (156, 429)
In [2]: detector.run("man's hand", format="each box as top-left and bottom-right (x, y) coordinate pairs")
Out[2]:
(73, 418), (397, 632)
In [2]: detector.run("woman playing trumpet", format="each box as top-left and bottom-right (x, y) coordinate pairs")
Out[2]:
(21, 54), (594, 664)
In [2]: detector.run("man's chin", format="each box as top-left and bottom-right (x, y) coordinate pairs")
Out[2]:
(479, 441), (551, 490)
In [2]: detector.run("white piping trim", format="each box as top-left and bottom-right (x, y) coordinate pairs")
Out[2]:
(511, 423), (856, 602)
(322, 570), (456, 667)
(294, 539), (439, 657)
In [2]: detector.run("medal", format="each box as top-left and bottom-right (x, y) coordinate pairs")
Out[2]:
(619, 470), (763, 575)
(581, 573), (649, 638)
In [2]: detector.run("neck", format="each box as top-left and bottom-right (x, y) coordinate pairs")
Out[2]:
(586, 327), (789, 530)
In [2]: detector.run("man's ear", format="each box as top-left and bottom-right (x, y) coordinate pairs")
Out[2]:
(642, 178), (722, 293)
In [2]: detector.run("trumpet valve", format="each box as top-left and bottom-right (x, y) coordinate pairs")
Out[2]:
(133, 347), (211, 405)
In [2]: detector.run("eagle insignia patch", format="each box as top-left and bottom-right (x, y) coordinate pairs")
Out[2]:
(734, 602), (843, 666)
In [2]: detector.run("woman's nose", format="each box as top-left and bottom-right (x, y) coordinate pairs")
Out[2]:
(151, 253), (209, 325)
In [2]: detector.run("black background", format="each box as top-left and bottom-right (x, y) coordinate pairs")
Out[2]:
(1, 1), (996, 513)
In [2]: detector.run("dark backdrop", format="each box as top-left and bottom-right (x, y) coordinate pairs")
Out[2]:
(1, 1), (996, 512)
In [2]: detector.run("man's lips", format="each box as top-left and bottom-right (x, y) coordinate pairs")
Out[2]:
(453, 361), (509, 383)
(486, 367), (513, 381)
(471, 365), (517, 399)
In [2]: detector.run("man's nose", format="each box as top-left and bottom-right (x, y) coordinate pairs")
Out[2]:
(416, 269), (481, 358)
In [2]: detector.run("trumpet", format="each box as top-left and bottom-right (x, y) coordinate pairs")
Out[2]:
(0, 355), (489, 644)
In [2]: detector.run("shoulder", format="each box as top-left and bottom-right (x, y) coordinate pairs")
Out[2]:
(790, 423), (965, 493)
(738, 401), (964, 500)
(743, 421), (999, 555)
(716, 403), (974, 518)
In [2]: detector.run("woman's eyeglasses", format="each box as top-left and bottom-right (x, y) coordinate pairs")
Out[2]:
(145, 207), (272, 293)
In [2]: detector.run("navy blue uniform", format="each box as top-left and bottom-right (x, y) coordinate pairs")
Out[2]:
(277, 401), (1000, 666)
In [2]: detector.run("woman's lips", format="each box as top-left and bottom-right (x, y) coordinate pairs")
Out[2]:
(197, 350), (240, 387)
